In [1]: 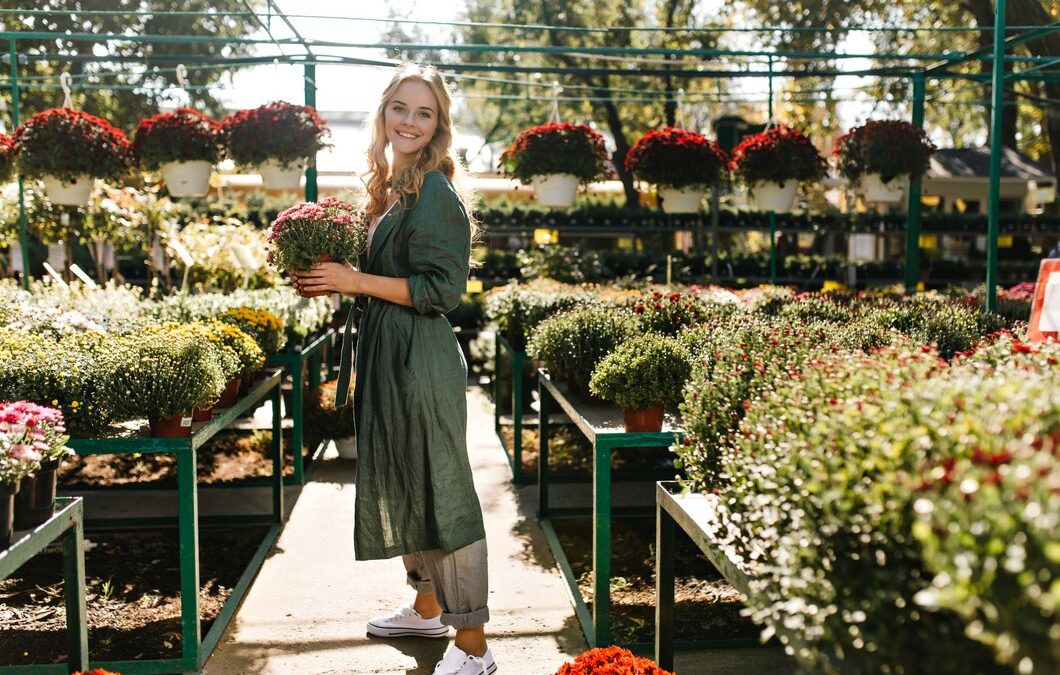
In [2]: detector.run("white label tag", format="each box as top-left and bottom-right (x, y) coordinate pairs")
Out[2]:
(181, 416), (193, 427)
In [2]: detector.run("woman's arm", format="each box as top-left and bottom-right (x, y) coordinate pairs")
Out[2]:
(291, 263), (413, 307)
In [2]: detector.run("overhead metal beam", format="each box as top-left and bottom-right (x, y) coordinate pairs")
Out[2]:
(924, 21), (1060, 76)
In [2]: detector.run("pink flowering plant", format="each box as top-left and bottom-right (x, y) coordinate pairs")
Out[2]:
(266, 196), (369, 273)
(0, 401), (72, 485)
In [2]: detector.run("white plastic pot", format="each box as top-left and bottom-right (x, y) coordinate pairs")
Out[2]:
(41, 175), (93, 207)
(256, 158), (305, 191)
(659, 186), (704, 214)
(334, 436), (358, 460)
(750, 180), (798, 213)
(531, 173), (579, 208)
(861, 173), (908, 203)
(161, 160), (212, 197)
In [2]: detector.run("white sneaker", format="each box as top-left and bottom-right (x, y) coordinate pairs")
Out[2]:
(366, 604), (450, 638)
(433, 644), (497, 675)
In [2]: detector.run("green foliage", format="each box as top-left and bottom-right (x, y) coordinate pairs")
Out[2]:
(483, 280), (593, 350)
(0, 329), (117, 436)
(445, 293), (485, 330)
(527, 305), (634, 391)
(107, 326), (224, 421)
(870, 297), (1009, 359)
(631, 290), (707, 335)
(589, 333), (691, 411)
(702, 337), (1060, 674)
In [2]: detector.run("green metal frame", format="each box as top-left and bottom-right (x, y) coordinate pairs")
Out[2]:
(492, 333), (529, 484)
(654, 482), (758, 671)
(0, 497), (88, 675)
(266, 328), (336, 485)
(56, 372), (285, 674)
(536, 370), (685, 648)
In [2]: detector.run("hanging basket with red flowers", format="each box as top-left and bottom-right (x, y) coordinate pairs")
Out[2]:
(730, 125), (825, 212)
(499, 122), (611, 207)
(0, 134), (14, 183)
(132, 108), (223, 169)
(555, 646), (675, 675)
(220, 101), (330, 189)
(626, 127), (727, 213)
(13, 108), (131, 206)
(132, 107), (223, 197)
(833, 120), (936, 202)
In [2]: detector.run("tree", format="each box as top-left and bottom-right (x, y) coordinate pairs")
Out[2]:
(453, 0), (726, 206)
(0, 1), (264, 134)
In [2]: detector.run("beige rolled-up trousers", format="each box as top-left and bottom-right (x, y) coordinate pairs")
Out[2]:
(402, 538), (489, 629)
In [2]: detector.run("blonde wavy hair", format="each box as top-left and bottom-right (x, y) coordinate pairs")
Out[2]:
(363, 62), (477, 242)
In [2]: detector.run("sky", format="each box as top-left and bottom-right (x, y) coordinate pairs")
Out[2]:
(212, 1), (898, 173)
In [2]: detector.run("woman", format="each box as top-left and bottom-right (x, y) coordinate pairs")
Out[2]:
(292, 63), (494, 675)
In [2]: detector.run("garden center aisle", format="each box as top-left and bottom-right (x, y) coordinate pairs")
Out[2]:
(206, 386), (587, 674)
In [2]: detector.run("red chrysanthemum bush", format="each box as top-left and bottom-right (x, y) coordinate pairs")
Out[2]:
(131, 107), (223, 169)
(833, 119), (936, 183)
(0, 133), (14, 182)
(220, 101), (331, 169)
(555, 647), (675, 675)
(499, 122), (612, 184)
(729, 125), (825, 186)
(625, 127), (728, 189)
(13, 108), (131, 183)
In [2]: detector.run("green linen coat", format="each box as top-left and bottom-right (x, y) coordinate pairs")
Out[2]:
(335, 170), (486, 561)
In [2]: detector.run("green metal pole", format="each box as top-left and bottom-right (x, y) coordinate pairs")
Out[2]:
(769, 210), (777, 284)
(291, 357), (305, 484)
(177, 445), (202, 672)
(304, 63), (318, 202)
(655, 503), (676, 671)
(62, 516), (89, 672)
(986, 0), (1007, 312)
(592, 437), (613, 647)
(511, 350), (524, 484)
(905, 73), (926, 293)
(9, 39), (30, 289)
(537, 377), (551, 519)
(767, 56), (774, 122)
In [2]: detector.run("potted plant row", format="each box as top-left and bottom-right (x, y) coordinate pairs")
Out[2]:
(625, 126), (729, 214)
(499, 122), (612, 208)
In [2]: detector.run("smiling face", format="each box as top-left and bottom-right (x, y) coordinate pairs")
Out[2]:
(384, 79), (439, 164)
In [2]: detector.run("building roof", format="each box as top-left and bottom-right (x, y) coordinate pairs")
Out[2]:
(929, 147), (1055, 180)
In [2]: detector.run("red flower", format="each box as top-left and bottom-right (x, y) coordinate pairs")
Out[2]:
(833, 119), (935, 183)
(730, 125), (824, 186)
(499, 121), (611, 183)
(220, 101), (331, 167)
(556, 646), (675, 675)
(13, 108), (131, 182)
(131, 107), (222, 169)
(626, 127), (727, 189)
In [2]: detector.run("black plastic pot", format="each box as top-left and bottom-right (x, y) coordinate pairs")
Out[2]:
(0, 481), (18, 550)
(14, 457), (60, 530)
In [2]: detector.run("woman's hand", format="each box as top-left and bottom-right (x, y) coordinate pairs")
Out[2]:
(291, 262), (362, 297)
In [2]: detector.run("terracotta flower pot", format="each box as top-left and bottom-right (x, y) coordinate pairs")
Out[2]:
(0, 482), (19, 550)
(192, 405), (214, 422)
(215, 378), (241, 409)
(149, 411), (194, 438)
(14, 458), (60, 530)
(622, 405), (665, 433)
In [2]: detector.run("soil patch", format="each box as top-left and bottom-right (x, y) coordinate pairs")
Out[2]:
(59, 429), (321, 488)
(551, 516), (761, 645)
(0, 526), (270, 666)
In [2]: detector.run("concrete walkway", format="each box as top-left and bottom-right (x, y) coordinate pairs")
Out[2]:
(206, 388), (586, 674)
(205, 387), (795, 675)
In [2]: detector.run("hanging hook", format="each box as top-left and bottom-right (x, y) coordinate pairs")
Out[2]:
(176, 64), (188, 90)
(59, 72), (73, 109)
(676, 88), (686, 129)
(550, 81), (563, 123)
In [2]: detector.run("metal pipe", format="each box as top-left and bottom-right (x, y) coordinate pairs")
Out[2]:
(985, 0), (1008, 312)
(9, 38), (29, 290)
(904, 73), (926, 294)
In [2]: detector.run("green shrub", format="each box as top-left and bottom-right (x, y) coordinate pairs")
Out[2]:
(677, 318), (839, 487)
(703, 336), (1059, 674)
(589, 334), (691, 411)
(527, 306), (633, 391)
(0, 330), (117, 436)
(483, 280), (593, 350)
(445, 293), (485, 331)
(870, 298), (1009, 359)
(107, 328), (225, 422)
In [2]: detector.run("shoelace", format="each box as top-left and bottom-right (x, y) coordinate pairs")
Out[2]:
(432, 651), (488, 675)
